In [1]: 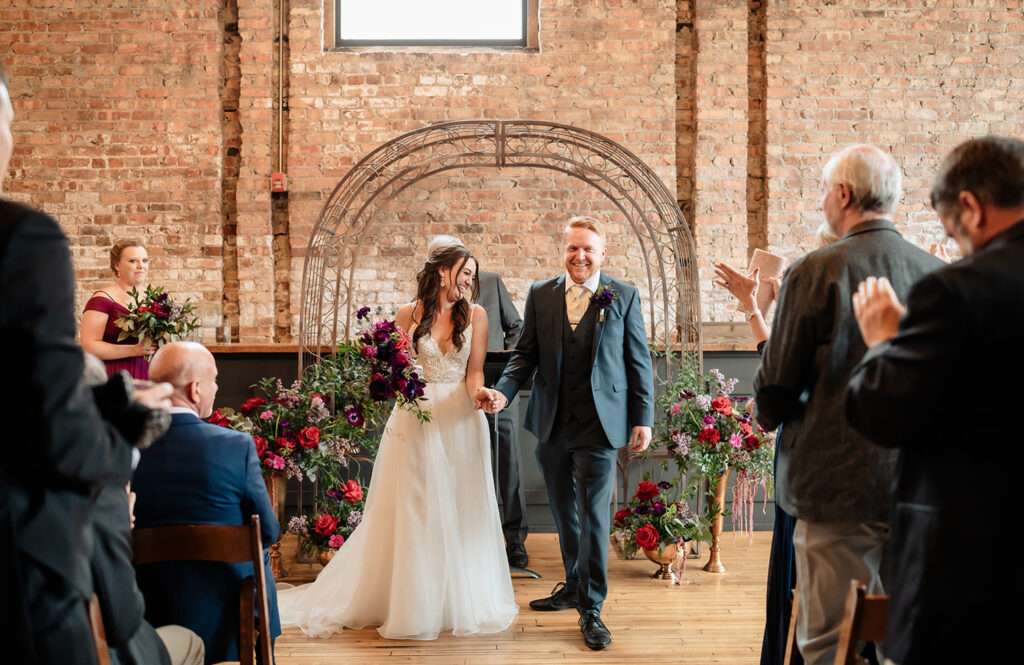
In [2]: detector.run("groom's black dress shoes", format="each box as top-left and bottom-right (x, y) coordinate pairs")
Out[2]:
(507, 542), (529, 568)
(579, 611), (612, 650)
(529, 581), (578, 611)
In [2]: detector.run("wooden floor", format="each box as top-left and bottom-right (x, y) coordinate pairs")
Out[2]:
(274, 531), (771, 664)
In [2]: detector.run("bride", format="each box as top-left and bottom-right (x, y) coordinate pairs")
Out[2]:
(277, 242), (519, 640)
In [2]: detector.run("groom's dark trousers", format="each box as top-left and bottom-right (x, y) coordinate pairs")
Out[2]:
(496, 273), (654, 614)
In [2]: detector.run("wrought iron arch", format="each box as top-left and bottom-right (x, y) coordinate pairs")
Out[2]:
(299, 120), (702, 381)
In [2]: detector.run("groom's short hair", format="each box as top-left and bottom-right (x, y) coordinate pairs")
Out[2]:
(565, 215), (603, 237)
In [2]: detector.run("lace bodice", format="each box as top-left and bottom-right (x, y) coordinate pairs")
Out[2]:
(415, 324), (472, 384)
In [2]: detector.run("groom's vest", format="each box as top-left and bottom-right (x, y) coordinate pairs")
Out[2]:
(555, 301), (602, 440)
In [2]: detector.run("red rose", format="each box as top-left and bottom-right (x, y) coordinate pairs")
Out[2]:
(240, 396), (268, 414)
(743, 435), (761, 451)
(253, 435), (268, 457)
(138, 305), (150, 313)
(313, 514), (339, 537)
(698, 427), (721, 444)
(635, 524), (660, 550)
(711, 396), (733, 416)
(635, 480), (660, 502)
(298, 426), (320, 449)
(208, 410), (231, 428)
(275, 435), (296, 450)
(342, 479), (363, 504)
(613, 508), (632, 526)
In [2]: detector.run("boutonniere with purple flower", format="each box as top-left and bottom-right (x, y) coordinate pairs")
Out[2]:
(590, 284), (618, 323)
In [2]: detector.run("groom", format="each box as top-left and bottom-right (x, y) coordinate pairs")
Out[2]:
(485, 216), (654, 650)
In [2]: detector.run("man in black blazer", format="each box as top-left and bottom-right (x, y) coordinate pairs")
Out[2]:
(0, 64), (172, 665)
(486, 217), (655, 651)
(476, 269), (529, 567)
(847, 136), (1024, 665)
(754, 145), (942, 665)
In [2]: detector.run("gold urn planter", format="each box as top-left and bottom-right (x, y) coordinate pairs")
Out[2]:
(317, 549), (335, 566)
(264, 474), (287, 579)
(642, 542), (679, 580)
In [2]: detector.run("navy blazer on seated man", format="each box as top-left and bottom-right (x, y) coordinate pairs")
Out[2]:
(133, 410), (281, 664)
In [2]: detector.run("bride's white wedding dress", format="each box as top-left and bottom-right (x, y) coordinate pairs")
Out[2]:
(277, 324), (518, 640)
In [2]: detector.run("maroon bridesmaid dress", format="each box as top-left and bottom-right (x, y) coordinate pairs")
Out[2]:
(82, 292), (150, 380)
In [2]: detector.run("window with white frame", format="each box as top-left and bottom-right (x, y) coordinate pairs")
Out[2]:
(334, 0), (535, 48)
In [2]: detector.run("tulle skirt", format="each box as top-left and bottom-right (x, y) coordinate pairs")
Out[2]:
(277, 380), (518, 640)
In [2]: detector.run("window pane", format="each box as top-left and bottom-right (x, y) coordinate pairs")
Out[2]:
(339, 0), (523, 42)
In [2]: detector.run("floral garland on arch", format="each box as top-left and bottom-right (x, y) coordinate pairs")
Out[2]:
(656, 364), (775, 537)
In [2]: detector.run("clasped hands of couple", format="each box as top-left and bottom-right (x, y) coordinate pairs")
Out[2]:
(471, 386), (653, 453)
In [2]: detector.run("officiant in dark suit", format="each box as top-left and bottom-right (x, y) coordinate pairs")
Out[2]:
(486, 216), (654, 651)
(476, 270), (529, 567)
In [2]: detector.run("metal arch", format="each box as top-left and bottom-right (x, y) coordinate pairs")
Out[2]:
(298, 120), (702, 379)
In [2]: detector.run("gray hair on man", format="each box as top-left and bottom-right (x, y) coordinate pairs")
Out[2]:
(821, 144), (903, 215)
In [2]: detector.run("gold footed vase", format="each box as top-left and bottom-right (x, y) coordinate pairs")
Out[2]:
(264, 474), (287, 579)
(317, 550), (335, 566)
(703, 468), (730, 574)
(643, 543), (679, 580)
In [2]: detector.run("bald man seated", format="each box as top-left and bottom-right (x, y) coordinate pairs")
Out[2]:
(132, 342), (281, 664)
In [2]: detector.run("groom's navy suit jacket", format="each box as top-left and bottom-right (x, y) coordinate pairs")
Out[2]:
(495, 273), (654, 446)
(133, 412), (281, 664)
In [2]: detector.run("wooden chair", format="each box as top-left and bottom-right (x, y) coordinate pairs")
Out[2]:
(133, 515), (273, 665)
(87, 593), (111, 665)
(834, 580), (888, 665)
(783, 587), (800, 664)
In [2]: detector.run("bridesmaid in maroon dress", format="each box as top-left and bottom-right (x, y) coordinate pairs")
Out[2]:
(80, 239), (154, 380)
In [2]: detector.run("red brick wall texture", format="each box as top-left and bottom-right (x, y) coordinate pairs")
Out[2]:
(2, 1), (1022, 341)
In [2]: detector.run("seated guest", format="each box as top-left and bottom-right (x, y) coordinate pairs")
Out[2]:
(81, 353), (204, 665)
(81, 238), (154, 379)
(847, 136), (1024, 665)
(133, 342), (281, 664)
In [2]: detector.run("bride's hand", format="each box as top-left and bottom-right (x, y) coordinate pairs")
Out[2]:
(473, 387), (495, 410)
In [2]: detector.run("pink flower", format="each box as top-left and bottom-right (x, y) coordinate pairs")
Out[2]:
(259, 410), (273, 421)
(670, 402), (682, 416)
(262, 453), (285, 470)
(729, 433), (743, 449)
(328, 534), (345, 550)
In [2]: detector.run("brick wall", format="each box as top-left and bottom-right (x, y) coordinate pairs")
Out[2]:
(3, 1), (1023, 342)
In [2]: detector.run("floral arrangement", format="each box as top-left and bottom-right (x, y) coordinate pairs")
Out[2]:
(657, 365), (775, 536)
(209, 307), (430, 481)
(611, 478), (709, 559)
(115, 285), (199, 350)
(287, 479), (366, 556)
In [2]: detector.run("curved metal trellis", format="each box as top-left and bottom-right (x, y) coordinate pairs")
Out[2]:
(299, 120), (702, 383)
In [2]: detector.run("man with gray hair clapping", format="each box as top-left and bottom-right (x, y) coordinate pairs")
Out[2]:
(753, 145), (942, 665)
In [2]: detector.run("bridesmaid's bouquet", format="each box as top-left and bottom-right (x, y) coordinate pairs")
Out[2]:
(114, 285), (200, 349)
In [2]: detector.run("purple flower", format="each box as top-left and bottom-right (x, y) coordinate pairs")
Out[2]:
(356, 306), (371, 320)
(635, 504), (651, 515)
(703, 415), (715, 425)
(360, 345), (377, 359)
(696, 395), (712, 410)
(679, 389), (696, 400)
(590, 285), (617, 310)
(658, 481), (672, 490)
(344, 405), (365, 428)
(347, 510), (362, 527)
(373, 329), (391, 345)
(652, 501), (667, 516)
(374, 320), (396, 334)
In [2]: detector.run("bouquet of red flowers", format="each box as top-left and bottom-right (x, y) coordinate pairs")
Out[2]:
(611, 478), (709, 559)
(115, 285), (199, 350)
(287, 479), (367, 556)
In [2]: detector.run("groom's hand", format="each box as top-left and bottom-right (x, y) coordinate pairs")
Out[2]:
(485, 390), (508, 414)
(628, 426), (652, 453)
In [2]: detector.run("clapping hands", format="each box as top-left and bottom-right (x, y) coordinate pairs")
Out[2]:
(473, 387), (507, 413)
(852, 276), (906, 348)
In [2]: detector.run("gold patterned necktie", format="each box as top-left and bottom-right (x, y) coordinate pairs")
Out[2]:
(566, 284), (590, 331)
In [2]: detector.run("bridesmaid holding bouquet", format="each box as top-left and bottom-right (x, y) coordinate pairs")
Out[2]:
(81, 239), (153, 380)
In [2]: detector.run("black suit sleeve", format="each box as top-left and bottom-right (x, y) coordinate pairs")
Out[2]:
(622, 286), (655, 428)
(495, 283), (539, 402)
(0, 212), (132, 487)
(241, 435), (281, 546)
(495, 276), (523, 349)
(846, 273), (966, 449)
(91, 486), (146, 646)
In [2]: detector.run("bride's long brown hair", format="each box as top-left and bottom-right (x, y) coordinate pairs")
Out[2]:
(412, 245), (480, 354)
